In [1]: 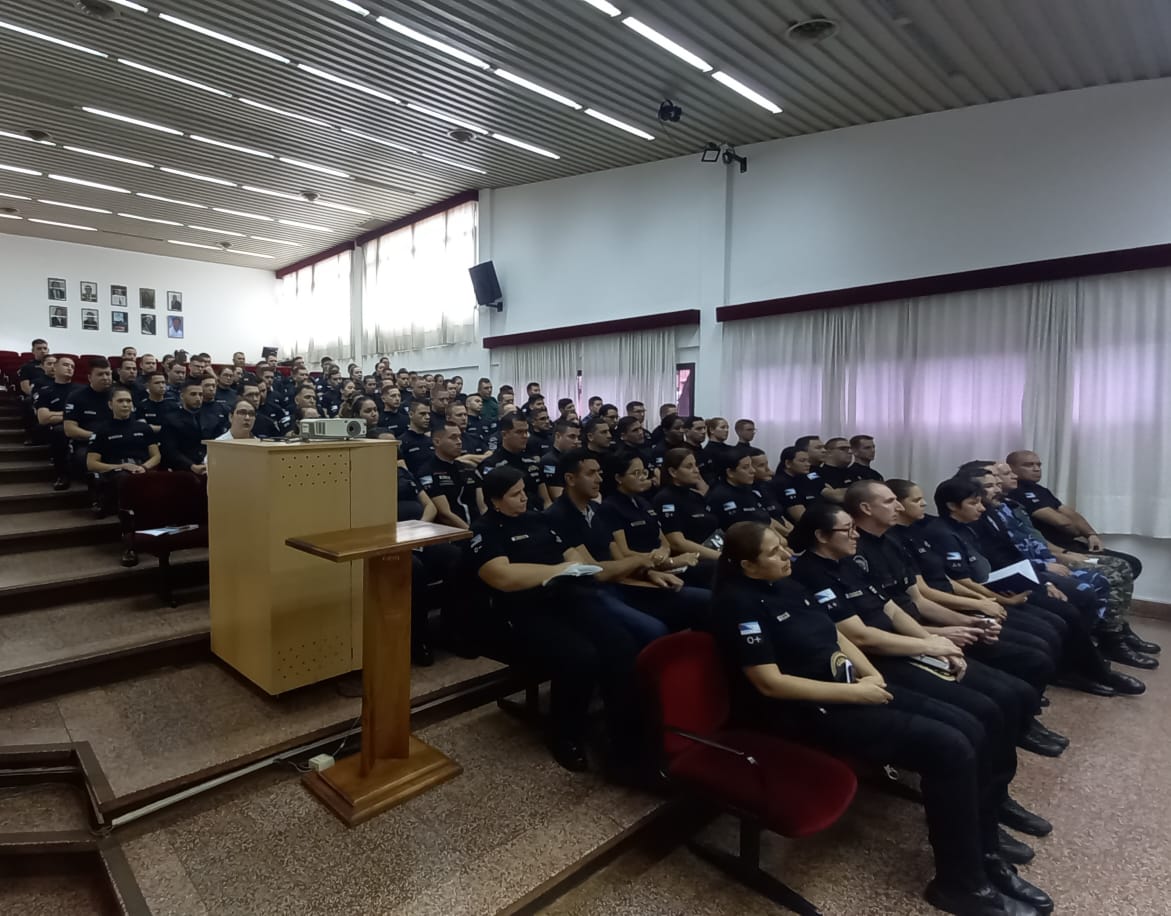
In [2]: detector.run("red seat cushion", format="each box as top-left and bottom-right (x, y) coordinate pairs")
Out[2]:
(668, 728), (857, 838)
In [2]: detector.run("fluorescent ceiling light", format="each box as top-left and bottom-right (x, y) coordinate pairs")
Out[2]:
(118, 212), (183, 225)
(375, 15), (490, 70)
(580, 0), (621, 16)
(491, 133), (560, 160)
(339, 127), (415, 154)
(49, 174), (130, 193)
(37, 200), (113, 214)
(0, 191), (31, 199)
(187, 224), (245, 237)
(277, 156), (350, 178)
(0, 129), (53, 145)
(158, 14), (289, 63)
(168, 240), (220, 250)
(28, 218), (97, 230)
(0, 213), (20, 219)
(493, 69), (581, 110)
(315, 200), (370, 214)
(0, 20), (107, 57)
(226, 248), (274, 259)
(107, 0), (149, 11)
(0, 163), (42, 176)
(62, 146), (153, 168)
(583, 108), (654, 140)
(418, 151), (487, 174)
(241, 185), (303, 202)
(278, 219), (333, 233)
(238, 98), (331, 127)
(324, 0), (369, 14)
(711, 70), (783, 114)
(622, 17), (711, 72)
(160, 167), (236, 187)
(190, 135), (274, 158)
(406, 103), (488, 134)
(82, 106), (182, 135)
(250, 235), (300, 246)
(117, 59), (230, 96)
(135, 192), (207, 209)
(296, 64), (400, 103)
(212, 207), (273, 221)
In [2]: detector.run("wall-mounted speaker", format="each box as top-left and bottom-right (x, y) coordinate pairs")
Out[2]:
(469, 260), (503, 311)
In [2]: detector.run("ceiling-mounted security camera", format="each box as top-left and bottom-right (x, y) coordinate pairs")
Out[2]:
(218, 241), (232, 250)
(300, 190), (320, 203)
(658, 99), (683, 123)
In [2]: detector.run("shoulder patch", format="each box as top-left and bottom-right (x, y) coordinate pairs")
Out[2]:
(853, 555), (869, 573)
(814, 588), (836, 604)
(737, 621), (762, 636)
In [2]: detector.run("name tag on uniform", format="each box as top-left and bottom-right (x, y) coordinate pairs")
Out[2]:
(775, 612), (791, 623)
(814, 588), (836, 604)
(543, 465), (555, 476)
(808, 472), (820, 480)
(470, 534), (483, 549)
(1025, 492), (1038, 501)
(109, 434), (124, 441)
(630, 520), (646, 527)
(845, 590), (864, 599)
(510, 534), (529, 542)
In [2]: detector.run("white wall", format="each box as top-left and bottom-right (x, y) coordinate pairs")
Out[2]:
(0, 235), (277, 362)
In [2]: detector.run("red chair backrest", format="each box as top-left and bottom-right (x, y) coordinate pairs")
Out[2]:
(121, 472), (208, 531)
(637, 631), (732, 760)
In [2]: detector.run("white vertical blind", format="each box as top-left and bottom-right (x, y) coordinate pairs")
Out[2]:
(580, 328), (676, 414)
(277, 248), (353, 364)
(497, 340), (581, 409)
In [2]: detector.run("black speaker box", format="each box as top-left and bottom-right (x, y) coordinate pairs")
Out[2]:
(469, 260), (503, 310)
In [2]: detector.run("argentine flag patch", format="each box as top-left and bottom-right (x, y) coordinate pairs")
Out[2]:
(814, 588), (836, 604)
(738, 621), (762, 636)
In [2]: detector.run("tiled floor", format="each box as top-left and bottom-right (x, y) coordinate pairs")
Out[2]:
(0, 872), (110, 916)
(0, 542), (207, 591)
(545, 617), (1171, 916)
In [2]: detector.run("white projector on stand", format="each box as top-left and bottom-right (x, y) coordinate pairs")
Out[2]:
(297, 418), (366, 440)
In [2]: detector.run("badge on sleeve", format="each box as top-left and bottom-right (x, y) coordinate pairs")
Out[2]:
(945, 551), (962, 561)
(469, 533), (483, 552)
(722, 501), (738, 512)
(853, 555), (869, 573)
(738, 621), (762, 636)
(784, 488), (797, 497)
(775, 612), (791, 623)
(661, 503), (675, 514)
(814, 588), (836, 604)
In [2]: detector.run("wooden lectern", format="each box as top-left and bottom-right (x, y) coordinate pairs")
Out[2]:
(286, 520), (471, 826)
(205, 439), (396, 693)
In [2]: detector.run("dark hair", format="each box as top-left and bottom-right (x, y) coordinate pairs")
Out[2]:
(734, 418), (754, 433)
(715, 522), (772, 592)
(717, 445), (752, 475)
(482, 465), (525, 505)
(88, 357), (110, 372)
(658, 412), (683, 434)
(794, 434), (821, 452)
(553, 417), (580, 436)
(107, 384), (133, 401)
(957, 460), (996, 475)
(409, 399), (430, 415)
(582, 416), (609, 438)
(788, 502), (850, 553)
(934, 477), (985, 516)
(779, 445), (804, 466)
(498, 411), (528, 431)
(588, 396), (602, 406)
(607, 450), (645, 479)
(848, 434), (874, 449)
(182, 377), (203, 390)
(558, 398), (574, 411)
(745, 446), (765, 458)
(683, 415), (704, 428)
(842, 480), (888, 516)
(147, 371), (166, 383)
(499, 384), (514, 395)
(824, 436), (848, 450)
(625, 400), (644, 413)
(555, 448), (599, 484)
(615, 415), (642, 437)
(31, 338), (47, 347)
(662, 447), (695, 482)
(600, 402), (618, 417)
(351, 396), (378, 418)
(885, 478), (917, 500)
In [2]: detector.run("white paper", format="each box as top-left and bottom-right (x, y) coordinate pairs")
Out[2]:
(137, 524), (200, 536)
(986, 559), (1039, 586)
(542, 563), (603, 586)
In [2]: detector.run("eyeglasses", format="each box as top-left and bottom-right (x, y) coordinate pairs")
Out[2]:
(829, 525), (858, 536)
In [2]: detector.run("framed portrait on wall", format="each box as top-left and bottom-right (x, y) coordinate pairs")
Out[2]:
(48, 278), (66, 301)
(167, 291), (183, 312)
(112, 310), (129, 333)
(49, 305), (68, 328)
(140, 288), (156, 310)
(82, 308), (99, 331)
(141, 313), (156, 335)
(167, 314), (184, 339)
(111, 285), (128, 307)
(80, 281), (97, 302)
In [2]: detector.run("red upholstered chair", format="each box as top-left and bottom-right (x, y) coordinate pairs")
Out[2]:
(637, 632), (857, 916)
(121, 471), (209, 606)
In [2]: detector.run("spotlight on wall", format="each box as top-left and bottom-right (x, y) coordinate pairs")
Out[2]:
(722, 146), (748, 174)
(658, 99), (683, 122)
(700, 142), (721, 163)
(699, 142), (748, 174)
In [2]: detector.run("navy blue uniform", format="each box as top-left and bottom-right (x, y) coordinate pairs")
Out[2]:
(480, 447), (544, 509)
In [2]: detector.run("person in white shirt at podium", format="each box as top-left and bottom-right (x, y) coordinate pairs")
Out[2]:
(216, 401), (257, 441)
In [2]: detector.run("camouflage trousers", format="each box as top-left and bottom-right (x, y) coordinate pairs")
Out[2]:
(1064, 553), (1133, 633)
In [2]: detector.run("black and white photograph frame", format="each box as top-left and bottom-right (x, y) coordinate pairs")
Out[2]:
(167, 290), (183, 312)
(141, 313), (157, 335)
(81, 308), (100, 331)
(49, 305), (68, 329)
(80, 280), (98, 303)
(111, 285), (128, 307)
(140, 287), (156, 310)
(112, 310), (129, 333)
(48, 278), (66, 301)
(167, 314), (184, 339)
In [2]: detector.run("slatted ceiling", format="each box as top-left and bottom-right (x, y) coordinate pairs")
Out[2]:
(1, 0), (1170, 268)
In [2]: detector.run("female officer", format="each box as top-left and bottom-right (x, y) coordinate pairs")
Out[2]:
(652, 448), (722, 567)
(596, 452), (712, 625)
(697, 416), (733, 484)
(349, 396), (396, 440)
(706, 448), (792, 539)
(470, 467), (643, 774)
(713, 522), (1047, 916)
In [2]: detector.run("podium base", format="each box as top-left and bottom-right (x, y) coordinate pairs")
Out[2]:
(303, 736), (461, 827)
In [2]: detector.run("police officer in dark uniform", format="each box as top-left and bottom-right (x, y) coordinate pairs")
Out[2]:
(197, 378), (229, 439)
(712, 522), (1050, 916)
(212, 365), (239, 408)
(36, 356), (79, 489)
(772, 445), (824, 524)
(653, 448), (722, 572)
(255, 379), (291, 436)
(697, 417), (733, 484)
(706, 447), (780, 532)
(378, 384), (409, 437)
(160, 379), (211, 475)
(650, 414), (688, 481)
(613, 416), (652, 471)
(540, 418), (581, 501)
(420, 424), (483, 529)
(399, 400), (437, 474)
(849, 435), (884, 481)
(18, 339), (50, 442)
(526, 406), (555, 455)
(236, 382), (280, 438)
(479, 413), (549, 510)
(819, 437), (863, 490)
(468, 467), (644, 774)
(136, 372), (172, 433)
(63, 358), (114, 491)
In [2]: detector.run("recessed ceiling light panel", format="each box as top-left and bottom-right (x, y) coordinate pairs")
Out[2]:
(583, 108), (654, 140)
(158, 14), (290, 63)
(622, 17), (712, 72)
(82, 106), (183, 135)
(117, 59), (230, 96)
(375, 15), (491, 70)
(711, 70), (783, 114)
(49, 174), (130, 192)
(493, 69), (582, 110)
(159, 167), (237, 187)
(491, 133), (560, 159)
(62, 146), (153, 167)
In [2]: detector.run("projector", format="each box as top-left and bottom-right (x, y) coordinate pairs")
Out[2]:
(297, 418), (366, 440)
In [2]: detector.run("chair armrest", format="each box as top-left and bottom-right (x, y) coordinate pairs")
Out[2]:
(667, 727), (759, 766)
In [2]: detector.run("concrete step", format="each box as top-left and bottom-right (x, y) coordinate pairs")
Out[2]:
(0, 459), (55, 483)
(0, 480), (90, 513)
(0, 442), (49, 461)
(0, 508), (121, 552)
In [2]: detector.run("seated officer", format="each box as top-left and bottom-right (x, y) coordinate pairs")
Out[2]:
(772, 446), (821, 523)
(480, 413), (549, 509)
(213, 365), (239, 407)
(469, 467), (644, 775)
(819, 437), (862, 491)
(255, 379), (291, 436)
(116, 358), (140, 398)
(706, 447), (788, 539)
(653, 447), (722, 571)
(599, 403), (620, 430)
(399, 400), (437, 474)
(733, 418), (756, 448)
(541, 418), (582, 501)
(429, 386), (453, 431)
(583, 415), (614, 463)
(682, 415), (706, 459)
(420, 423), (484, 529)
(614, 415), (652, 469)
(378, 383), (409, 436)
(64, 357), (114, 489)
(199, 377), (229, 439)
(464, 393), (490, 440)
(164, 362), (187, 402)
(650, 414), (688, 480)
(556, 397), (577, 423)
(648, 403), (676, 447)
(289, 384), (318, 429)
(136, 372), (171, 433)
(216, 400), (257, 440)
(624, 401), (646, 424)
(526, 406), (554, 454)
(160, 379), (211, 475)
(713, 522), (1049, 916)
(18, 339), (50, 441)
(36, 356), (79, 490)
(849, 434), (884, 481)
(697, 417), (733, 484)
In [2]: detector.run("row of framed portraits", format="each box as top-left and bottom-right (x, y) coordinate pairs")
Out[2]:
(47, 278), (183, 312)
(47, 306), (184, 338)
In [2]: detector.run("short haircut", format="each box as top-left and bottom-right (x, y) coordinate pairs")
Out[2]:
(555, 448), (598, 484)
(588, 396), (602, 406)
(658, 412), (682, 433)
(849, 434), (874, 449)
(497, 411), (528, 431)
(107, 384), (134, 401)
(557, 398), (574, 411)
(32, 338), (47, 347)
(553, 417), (581, 436)
(934, 476), (985, 516)
(499, 384), (513, 395)
(794, 434), (821, 452)
(582, 416), (609, 438)
(600, 402), (618, 416)
(885, 478), (916, 501)
(734, 419), (754, 433)
(779, 446), (803, 465)
(625, 400), (644, 413)
(606, 449), (645, 478)
(182, 377), (203, 390)
(745, 446), (765, 458)
(477, 376), (490, 386)
(88, 357), (110, 372)
(615, 415), (642, 437)
(788, 501), (849, 553)
(957, 460), (996, 474)
(824, 436), (848, 450)
(147, 371), (166, 383)
(1005, 450), (1036, 466)
(482, 465), (525, 502)
(842, 480), (888, 516)
(716, 445), (751, 473)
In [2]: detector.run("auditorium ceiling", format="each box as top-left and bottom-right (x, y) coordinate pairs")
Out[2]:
(0, 0), (1168, 268)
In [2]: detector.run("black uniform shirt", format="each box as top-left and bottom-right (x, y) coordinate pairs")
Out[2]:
(18, 360), (45, 392)
(378, 408), (409, 437)
(543, 494), (609, 559)
(653, 485), (719, 544)
(527, 427), (554, 455)
(36, 381), (78, 417)
(199, 401), (229, 439)
(538, 447), (565, 489)
(818, 464), (862, 489)
(707, 481), (772, 529)
(397, 467), (425, 521)
(398, 428), (435, 474)
(887, 521), (954, 593)
(855, 528), (919, 617)
(790, 551), (894, 632)
(849, 464), (884, 482)
(160, 408), (206, 470)
(136, 397), (171, 429)
(970, 512), (1024, 569)
(595, 492), (662, 553)
(258, 400), (291, 436)
(64, 386), (113, 435)
(772, 471), (820, 514)
(419, 455), (481, 526)
(213, 385), (239, 408)
(715, 576), (844, 683)
(480, 447), (544, 508)
(468, 511), (569, 612)
(649, 442), (675, 473)
(753, 484), (787, 524)
(923, 516), (991, 582)
(1013, 480), (1063, 514)
(697, 441), (734, 483)
(90, 418), (156, 465)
